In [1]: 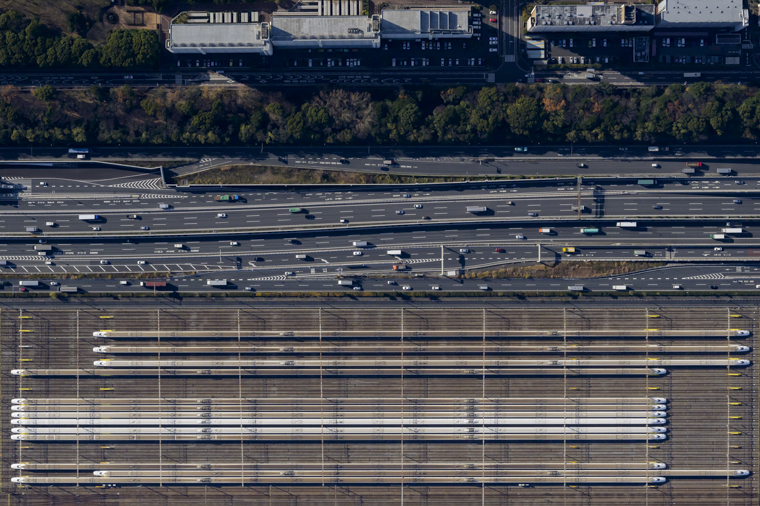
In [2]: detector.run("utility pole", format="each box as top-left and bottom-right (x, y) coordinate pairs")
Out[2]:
(441, 245), (444, 275)
(537, 243), (541, 264)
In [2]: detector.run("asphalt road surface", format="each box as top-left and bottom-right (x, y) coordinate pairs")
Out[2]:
(5, 264), (759, 295)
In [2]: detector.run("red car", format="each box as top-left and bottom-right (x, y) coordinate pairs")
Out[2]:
(18, 287), (27, 292)
(495, 248), (506, 253)
(490, 18), (497, 22)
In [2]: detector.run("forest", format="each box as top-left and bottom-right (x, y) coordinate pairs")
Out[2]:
(0, 82), (759, 147)
(0, 10), (159, 69)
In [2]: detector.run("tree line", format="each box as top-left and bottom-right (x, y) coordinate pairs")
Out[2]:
(1, 82), (760, 147)
(0, 10), (159, 69)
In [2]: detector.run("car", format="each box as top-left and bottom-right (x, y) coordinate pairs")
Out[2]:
(736, 180), (745, 185)
(431, 286), (441, 290)
(714, 247), (723, 251)
(217, 213), (227, 218)
(229, 242), (239, 246)
(285, 271), (295, 276)
(38, 239), (46, 244)
(490, 10), (497, 15)
(653, 205), (663, 210)
(137, 260), (146, 265)
(352, 286), (362, 291)
(127, 214), (138, 219)
(381, 166), (389, 171)
(514, 147), (523, 152)
(402, 285), (412, 291)
(123, 75), (133, 79)
(141, 226), (149, 230)
(734, 199), (742, 204)
(577, 163), (587, 168)
(244, 287), (253, 291)
(353, 251), (363, 256)
(50, 281), (59, 286)
(18, 287), (26, 292)
(516, 235), (526, 240)
(387, 280), (397, 285)
(100, 260), (110, 265)
(402, 194), (410, 198)
(459, 248), (470, 254)
(507, 201), (514, 205)
(45, 261), (53, 265)
(288, 239), (297, 244)
(414, 204), (422, 209)
(528, 212), (538, 217)
(495, 248), (505, 253)
(490, 18), (497, 22)
(422, 216), (430, 220)
(340, 219), (348, 223)
(710, 285), (718, 289)
(489, 48), (498, 52)
(92, 226), (101, 231)
(396, 210), (405, 215)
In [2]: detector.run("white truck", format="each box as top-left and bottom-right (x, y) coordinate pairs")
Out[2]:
(206, 280), (227, 287)
(352, 241), (368, 247)
(616, 222), (637, 228)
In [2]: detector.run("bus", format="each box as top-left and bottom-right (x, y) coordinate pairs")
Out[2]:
(580, 228), (600, 234)
(637, 179), (656, 186)
(68, 148), (90, 155)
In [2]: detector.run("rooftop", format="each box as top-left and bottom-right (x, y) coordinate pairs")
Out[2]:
(657, 0), (748, 28)
(381, 8), (471, 35)
(270, 15), (378, 41)
(168, 23), (269, 50)
(531, 4), (655, 28)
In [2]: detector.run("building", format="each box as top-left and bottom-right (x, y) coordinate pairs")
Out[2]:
(269, 14), (381, 48)
(166, 12), (272, 55)
(381, 8), (472, 40)
(656, 0), (748, 32)
(527, 3), (655, 33)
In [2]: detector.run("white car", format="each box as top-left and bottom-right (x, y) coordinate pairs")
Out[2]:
(353, 251), (363, 256)
(714, 247), (723, 251)
(285, 271), (294, 276)
(402, 285), (412, 291)
(414, 204), (423, 209)
(352, 286), (362, 291)
(515, 234), (526, 240)
(217, 213), (227, 218)
(100, 260), (109, 265)
(459, 248), (470, 253)
(230, 242), (239, 246)
(50, 281), (59, 286)
(137, 261), (146, 265)
(387, 280), (397, 285)
(92, 226), (101, 231)
(340, 219), (348, 223)
(489, 48), (498, 53)
(431, 286), (441, 290)
(490, 10), (497, 15)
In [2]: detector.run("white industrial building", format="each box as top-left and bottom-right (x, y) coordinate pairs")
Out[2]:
(269, 14), (381, 48)
(656, 0), (748, 32)
(527, 4), (655, 33)
(166, 12), (272, 55)
(380, 8), (472, 39)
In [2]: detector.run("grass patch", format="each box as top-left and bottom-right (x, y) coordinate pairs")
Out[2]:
(174, 165), (542, 186)
(464, 261), (667, 279)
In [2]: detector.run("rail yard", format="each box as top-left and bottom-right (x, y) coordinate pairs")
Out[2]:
(2, 306), (757, 505)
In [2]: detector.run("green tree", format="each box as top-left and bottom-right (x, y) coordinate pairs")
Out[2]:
(32, 85), (56, 102)
(507, 97), (542, 137)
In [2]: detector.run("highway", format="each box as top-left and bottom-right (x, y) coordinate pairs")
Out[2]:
(5, 264), (760, 294)
(6, 145), (760, 180)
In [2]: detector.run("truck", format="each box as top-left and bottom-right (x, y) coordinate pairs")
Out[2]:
(158, 204), (171, 210)
(337, 280), (356, 286)
(140, 281), (167, 288)
(25, 227), (39, 233)
(568, 285), (585, 292)
(387, 250), (403, 256)
(682, 168), (696, 174)
(214, 195), (240, 202)
(684, 72), (701, 78)
(616, 222), (637, 228)
(612, 285), (628, 291)
(717, 168), (733, 175)
(78, 215), (99, 221)
(295, 254), (307, 260)
(33, 245), (53, 251)
(538, 228), (552, 234)
(711, 234), (726, 240)
(68, 148), (89, 155)
(571, 205), (587, 212)
(685, 162), (702, 168)
(383, 159), (395, 166)
(722, 228), (743, 234)
(466, 206), (487, 213)
(648, 146), (660, 152)
(59, 286), (78, 293)
(19, 281), (39, 287)
(393, 264), (408, 270)
(584, 72), (597, 80)
(580, 228), (600, 234)
(637, 179), (656, 186)
(288, 207), (302, 213)
(352, 241), (368, 247)
(206, 280), (227, 287)
(633, 250), (647, 257)
(562, 247), (576, 253)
